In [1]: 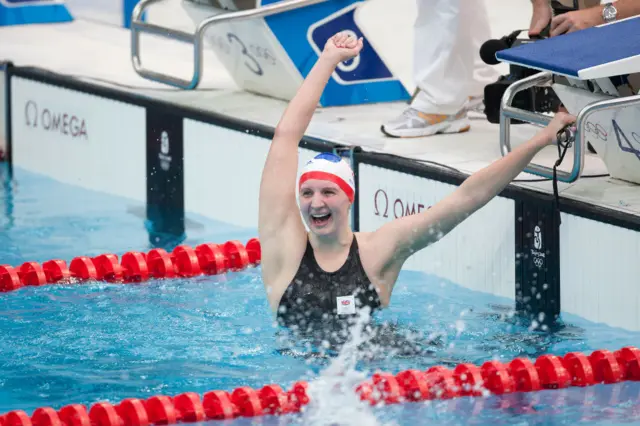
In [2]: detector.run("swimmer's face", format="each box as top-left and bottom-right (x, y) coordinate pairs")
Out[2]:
(299, 179), (351, 235)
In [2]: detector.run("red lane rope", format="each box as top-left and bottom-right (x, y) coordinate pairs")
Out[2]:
(1, 346), (639, 423)
(3, 241), (640, 419)
(0, 238), (262, 293)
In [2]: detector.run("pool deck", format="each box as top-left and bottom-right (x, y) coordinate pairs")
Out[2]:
(1, 3), (639, 219)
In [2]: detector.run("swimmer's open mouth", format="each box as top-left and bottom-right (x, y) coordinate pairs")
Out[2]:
(311, 213), (331, 226)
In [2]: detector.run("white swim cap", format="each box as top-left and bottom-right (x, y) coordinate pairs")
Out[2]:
(299, 153), (355, 202)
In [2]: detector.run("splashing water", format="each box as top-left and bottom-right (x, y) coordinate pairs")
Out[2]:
(299, 307), (394, 426)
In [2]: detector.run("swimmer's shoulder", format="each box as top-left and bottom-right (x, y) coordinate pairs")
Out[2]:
(354, 231), (390, 262)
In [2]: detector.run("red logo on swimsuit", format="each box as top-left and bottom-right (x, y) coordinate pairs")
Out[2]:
(341, 300), (351, 305)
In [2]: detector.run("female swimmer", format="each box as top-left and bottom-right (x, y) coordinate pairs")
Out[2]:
(258, 31), (575, 333)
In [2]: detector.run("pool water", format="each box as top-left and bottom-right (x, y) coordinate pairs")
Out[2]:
(1, 164), (640, 425)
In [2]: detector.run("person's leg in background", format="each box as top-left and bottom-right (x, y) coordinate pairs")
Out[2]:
(381, 0), (500, 138)
(466, 0), (503, 117)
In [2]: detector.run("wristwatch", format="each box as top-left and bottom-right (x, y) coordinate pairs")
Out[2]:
(602, 2), (618, 23)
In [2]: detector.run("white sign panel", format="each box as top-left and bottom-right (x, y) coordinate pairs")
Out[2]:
(184, 119), (318, 228)
(11, 77), (146, 202)
(560, 213), (640, 331)
(358, 163), (515, 299)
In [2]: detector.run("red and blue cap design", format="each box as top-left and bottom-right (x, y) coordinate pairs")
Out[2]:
(298, 153), (355, 202)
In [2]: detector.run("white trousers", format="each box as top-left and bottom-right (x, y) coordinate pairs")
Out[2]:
(411, 0), (501, 115)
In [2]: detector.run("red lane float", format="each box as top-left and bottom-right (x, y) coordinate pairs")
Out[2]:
(480, 361), (515, 395)
(93, 255), (124, 283)
(535, 355), (572, 389)
(194, 244), (226, 276)
(222, 241), (249, 272)
(245, 238), (261, 267)
(42, 260), (71, 284)
(616, 347), (640, 380)
(172, 246), (201, 278)
(4, 346), (639, 424)
(31, 407), (60, 426)
(2, 345), (640, 423)
(88, 403), (121, 426)
(396, 370), (429, 401)
(258, 385), (290, 416)
(69, 257), (98, 282)
(0, 238), (262, 293)
(0, 265), (22, 292)
(508, 358), (541, 392)
(563, 352), (595, 387)
(173, 393), (205, 423)
(116, 399), (148, 426)
(147, 249), (176, 280)
(145, 396), (177, 425)
(58, 404), (90, 426)
(202, 391), (237, 420)
(453, 363), (484, 396)
(121, 252), (149, 283)
(590, 349), (624, 384)
(287, 382), (309, 411)
(18, 262), (47, 287)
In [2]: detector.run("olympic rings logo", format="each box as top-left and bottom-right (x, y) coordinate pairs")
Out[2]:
(584, 121), (608, 141)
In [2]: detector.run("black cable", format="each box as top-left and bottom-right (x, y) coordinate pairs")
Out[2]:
(552, 126), (576, 225)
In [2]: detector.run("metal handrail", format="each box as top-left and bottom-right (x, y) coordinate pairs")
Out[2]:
(500, 71), (640, 183)
(131, 0), (330, 89)
(499, 71), (584, 182)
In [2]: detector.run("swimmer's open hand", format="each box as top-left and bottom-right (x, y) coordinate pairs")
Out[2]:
(542, 111), (577, 145)
(323, 31), (364, 64)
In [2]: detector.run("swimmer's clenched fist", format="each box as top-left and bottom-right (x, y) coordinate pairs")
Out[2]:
(542, 112), (576, 143)
(322, 31), (364, 63)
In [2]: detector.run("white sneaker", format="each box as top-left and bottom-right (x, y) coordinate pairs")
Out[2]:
(381, 107), (471, 138)
(464, 96), (486, 119)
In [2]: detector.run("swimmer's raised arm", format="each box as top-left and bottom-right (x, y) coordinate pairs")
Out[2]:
(371, 112), (576, 275)
(259, 32), (363, 237)
(258, 32), (363, 291)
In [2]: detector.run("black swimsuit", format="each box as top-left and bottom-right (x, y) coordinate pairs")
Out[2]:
(276, 235), (382, 335)
(274, 235), (445, 356)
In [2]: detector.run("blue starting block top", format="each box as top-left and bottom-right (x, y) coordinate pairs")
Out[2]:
(0, 0), (73, 26)
(496, 16), (640, 80)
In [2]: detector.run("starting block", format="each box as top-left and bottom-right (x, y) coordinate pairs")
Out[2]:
(496, 16), (640, 185)
(130, 0), (410, 107)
